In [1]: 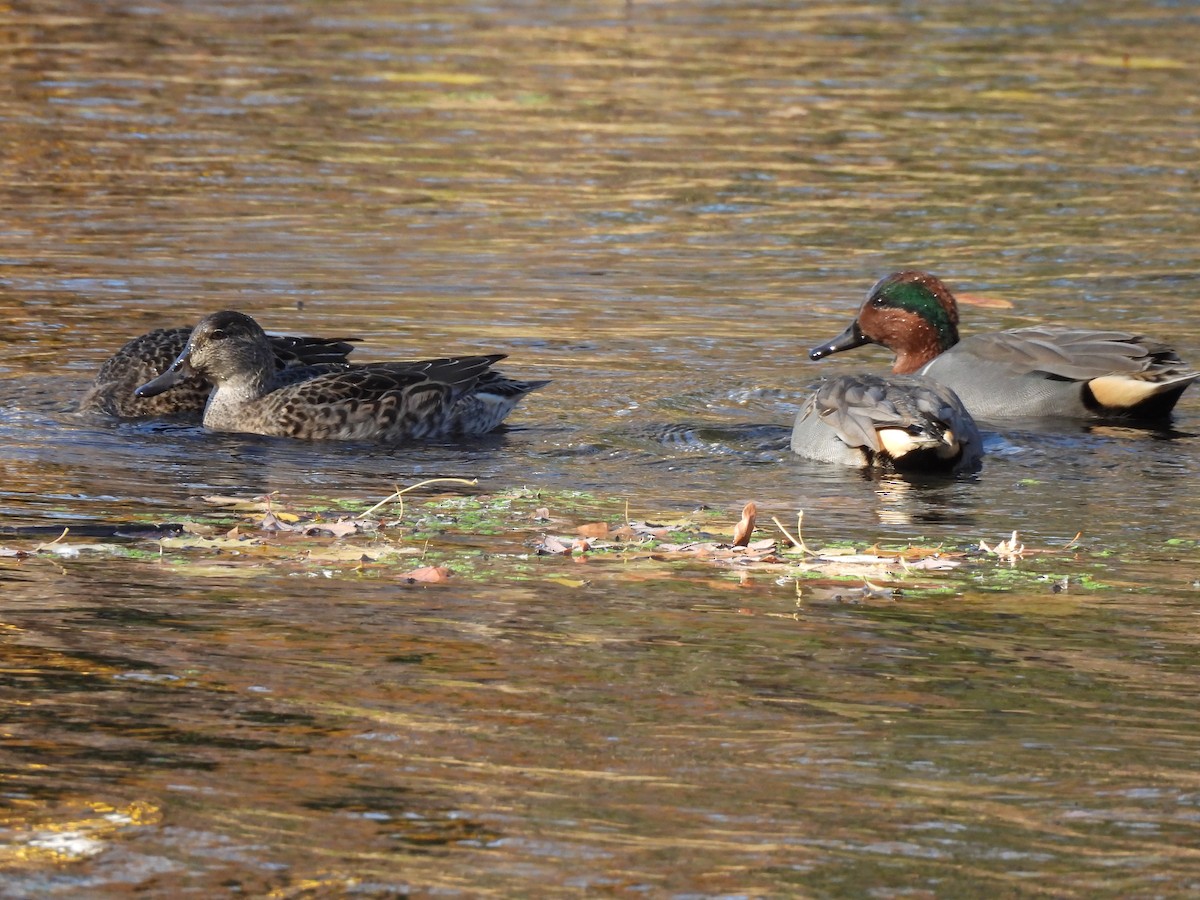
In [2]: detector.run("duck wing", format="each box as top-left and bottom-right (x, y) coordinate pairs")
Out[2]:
(805, 374), (981, 471)
(267, 334), (360, 368)
(260, 355), (507, 441)
(960, 327), (1193, 381)
(809, 375), (960, 451)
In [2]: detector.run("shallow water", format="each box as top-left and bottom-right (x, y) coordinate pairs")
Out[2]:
(3, 0), (1200, 895)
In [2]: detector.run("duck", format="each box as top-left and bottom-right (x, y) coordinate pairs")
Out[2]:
(80, 325), (357, 419)
(791, 373), (982, 473)
(809, 271), (1198, 422)
(134, 311), (547, 441)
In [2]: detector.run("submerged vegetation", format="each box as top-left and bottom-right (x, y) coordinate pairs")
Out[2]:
(0, 480), (1126, 599)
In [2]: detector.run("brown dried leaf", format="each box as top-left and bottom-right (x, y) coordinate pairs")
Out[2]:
(401, 565), (452, 584)
(304, 519), (360, 538)
(608, 524), (638, 542)
(576, 522), (610, 539)
(203, 495), (272, 511)
(260, 511), (302, 532)
(732, 502), (757, 547)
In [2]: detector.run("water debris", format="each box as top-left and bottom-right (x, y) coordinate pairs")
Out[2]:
(860, 579), (897, 600)
(401, 565), (452, 584)
(259, 509), (363, 538)
(978, 530), (1085, 567)
(203, 494), (278, 512)
(360, 477), (480, 519)
(981, 530), (1026, 561)
(771, 511), (812, 555)
(536, 534), (592, 556)
(731, 502), (756, 547)
(33, 527), (71, 553)
(0, 485), (1109, 598)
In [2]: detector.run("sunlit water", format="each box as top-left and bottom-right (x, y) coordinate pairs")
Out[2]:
(2, 1), (1200, 895)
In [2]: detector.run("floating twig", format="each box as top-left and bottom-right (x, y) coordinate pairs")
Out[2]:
(33, 527), (70, 553)
(360, 477), (479, 519)
(772, 510), (813, 555)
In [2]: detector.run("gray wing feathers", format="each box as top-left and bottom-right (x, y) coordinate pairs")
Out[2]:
(961, 327), (1193, 381)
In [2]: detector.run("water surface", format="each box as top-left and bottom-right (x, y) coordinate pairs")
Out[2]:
(2, 1), (1200, 895)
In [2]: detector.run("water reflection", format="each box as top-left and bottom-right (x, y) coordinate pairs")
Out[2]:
(3, 0), (1200, 894)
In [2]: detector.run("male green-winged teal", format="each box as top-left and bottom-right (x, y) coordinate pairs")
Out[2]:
(791, 373), (982, 473)
(809, 271), (1198, 422)
(134, 311), (547, 441)
(80, 326), (357, 419)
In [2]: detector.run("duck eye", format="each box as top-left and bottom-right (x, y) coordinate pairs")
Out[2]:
(210, 329), (227, 341)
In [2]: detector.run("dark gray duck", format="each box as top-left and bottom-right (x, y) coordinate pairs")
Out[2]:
(80, 325), (356, 419)
(790, 373), (982, 473)
(135, 311), (548, 441)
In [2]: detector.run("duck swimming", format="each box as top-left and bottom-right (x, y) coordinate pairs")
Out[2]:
(80, 325), (357, 419)
(134, 311), (547, 441)
(809, 271), (1198, 422)
(790, 373), (982, 473)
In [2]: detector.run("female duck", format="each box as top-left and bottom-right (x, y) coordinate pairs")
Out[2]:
(791, 373), (982, 473)
(809, 271), (1197, 421)
(135, 311), (547, 441)
(80, 325), (356, 419)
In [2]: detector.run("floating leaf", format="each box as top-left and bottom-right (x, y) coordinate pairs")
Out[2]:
(302, 519), (361, 538)
(903, 556), (961, 571)
(401, 565), (452, 584)
(1079, 54), (1184, 70)
(303, 544), (420, 564)
(732, 502), (757, 547)
(546, 576), (589, 588)
(536, 535), (572, 555)
(981, 530), (1025, 561)
(203, 495), (272, 511)
(260, 511), (302, 533)
(379, 72), (488, 85)
(626, 520), (682, 539)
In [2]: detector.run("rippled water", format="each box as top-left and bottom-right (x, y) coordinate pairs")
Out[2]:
(3, 1), (1200, 895)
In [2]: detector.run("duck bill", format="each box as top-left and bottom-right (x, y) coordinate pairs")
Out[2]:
(135, 353), (197, 398)
(809, 320), (872, 361)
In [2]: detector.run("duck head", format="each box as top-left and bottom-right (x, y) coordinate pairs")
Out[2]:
(809, 271), (962, 374)
(136, 311), (274, 398)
